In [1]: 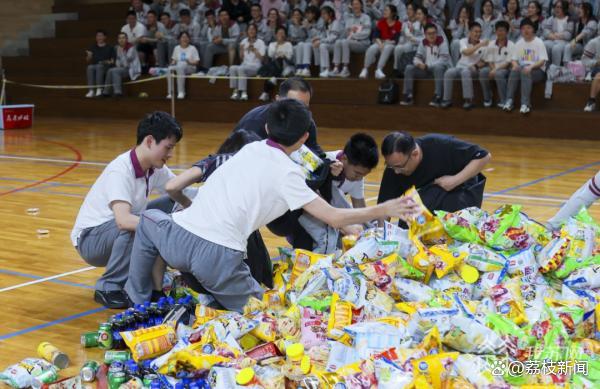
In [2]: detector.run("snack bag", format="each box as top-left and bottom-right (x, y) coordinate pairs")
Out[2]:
(359, 253), (398, 292)
(342, 235), (358, 252)
(407, 236), (436, 282)
(564, 264), (600, 289)
(545, 298), (585, 338)
(289, 144), (323, 177)
(405, 186), (451, 245)
(211, 312), (259, 339)
(521, 213), (552, 247)
(478, 205), (532, 250)
(472, 268), (507, 300)
(442, 316), (504, 355)
(396, 256), (426, 281)
(429, 244), (465, 278)
(0, 359), (57, 389)
(324, 267), (368, 308)
(272, 261), (290, 292)
(393, 277), (435, 302)
(374, 358), (413, 389)
(373, 347), (427, 373)
(249, 312), (278, 343)
(420, 326), (442, 355)
(407, 308), (460, 341)
(364, 283), (395, 318)
(277, 305), (301, 341)
(289, 249), (331, 287)
(121, 324), (178, 361)
(429, 272), (474, 301)
(339, 237), (399, 266)
(336, 359), (378, 389)
(327, 293), (354, 341)
(344, 322), (409, 360)
(453, 243), (507, 272)
(193, 305), (228, 328)
(486, 313), (536, 360)
(536, 236), (571, 273)
(298, 293), (332, 312)
(436, 207), (486, 244)
(506, 246), (539, 281)
(158, 349), (230, 375)
(300, 306), (328, 349)
(454, 354), (500, 388)
(411, 352), (459, 389)
(262, 289), (286, 309)
(554, 255), (600, 279)
(487, 278), (528, 325)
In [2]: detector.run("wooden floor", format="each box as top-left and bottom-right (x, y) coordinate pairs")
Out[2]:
(0, 117), (599, 380)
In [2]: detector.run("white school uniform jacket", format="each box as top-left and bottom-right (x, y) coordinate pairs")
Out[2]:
(320, 20), (342, 44)
(121, 22), (147, 44)
(542, 16), (574, 41)
(583, 36), (600, 71)
(414, 36), (451, 67)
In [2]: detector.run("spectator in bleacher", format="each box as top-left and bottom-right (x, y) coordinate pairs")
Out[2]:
(316, 6), (342, 77)
(259, 26), (295, 101)
(479, 20), (515, 107)
(288, 8), (308, 64)
(197, 10), (218, 64)
(186, 0), (201, 22)
(525, 1), (545, 36)
(295, 5), (321, 76)
(582, 35), (600, 111)
(103, 32), (142, 97)
(164, 0), (189, 22)
(564, 3), (598, 62)
(441, 22), (489, 109)
(249, 4), (270, 41)
(476, 0), (501, 40)
(167, 31), (200, 99)
(223, 0), (251, 27)
(504, 0), (523, 42)
(449, 5), (474, 64)
(157, 12), (177, 66)
(195, 0), (222, 25)
(423, 0), (446, 26)
(151, 0), (167, 15)
(265, 8), (283, 44)
(137, 10), (166, 67)
(85, 30), (115, 98)
(400, 23), (450, 106)
(130, 0), (151, 24)
(542, 0), (574, 65)
(282, 0), (307, 17)
(503, 18), (548, 114)
(360, 4), (402, 79)
(229, 23), (266, 101)
(204, 9), (240, 67)
(261, 0), (283, 17)
(521, 0), (550, 18)
(171, 9), (202, 57)
(122, 10), (147, 47)
(393, 4), (425, 77)
(330, 0), (371, 78)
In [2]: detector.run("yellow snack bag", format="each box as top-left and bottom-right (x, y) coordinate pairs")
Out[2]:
(263, 290), (286, 309)
(411, 352), (459, 389)
(272, 262), (289, 292)
(377, 316), (407, 328)
(408, 236), (436, 283)
(429, 244), (466, 278)
(121, 324), (177, 361)
(488, 278), (527, 325)
(250, 312), (278, 342)
(342, 235), (358, 252)
(420, 327), (442, 355)
(327, 293), (353, 340)
(243, 296), (268, 315)
(277, 305), (301, 341)
(395, 301), (429, 316)
(158, 350), (229, 375)
(289, 249), (329, 287)
(336, 360), (377, 387)
(359, 253), (398, 292)
(405, 186), (451, 245)
(193, 305), (227, 328)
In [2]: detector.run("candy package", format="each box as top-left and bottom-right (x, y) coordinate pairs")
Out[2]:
(454, 243), (507, 272)
(358, 253), (398, 292)
(478, 205), (532, 251)
(121, 324), (178, 361)
(436, 207), (487, 244)
(536, 236), (571, 273)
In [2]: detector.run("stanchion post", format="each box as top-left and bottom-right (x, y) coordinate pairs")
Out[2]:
(0, 70), (6, 105)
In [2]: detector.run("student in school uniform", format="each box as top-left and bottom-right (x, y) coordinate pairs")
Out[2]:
(479, 21), (516, 108)
(331, 0), (371, 78)
(548, 170), (600, 229)
(542, 0), (574, 66)
(121, 10), (147, 46)
(582, 36), (600, 112)
(124, 99), (418, 311)
(315, 5), (342, 78)
(71, 112), (184, 309)
(85, 29), (115, 98)
(167, 31), (200, 99)
(378, 131), (491, 217)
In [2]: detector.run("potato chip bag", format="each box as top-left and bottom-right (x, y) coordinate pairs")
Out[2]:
(411, 352), (459, 389)
(478, 205), (533, 251)
(405, 186), (451, 245)
(454, 243), (507, 272)
(327, 293), (354, 341)
(486, 313), (536, 361)
(289, 249), (331, 287)
(536, 236), (571, 273)
(300, 307), (328, 349)
(487, 278), (527, 325)
(436, 207), (486, 244)
(249, 312), (278, 342)
(193, 305), (228, 328)
(429, 244), (465, 278)
(394, 277), (435, 302)
(121, 324), (178, 361)
(407, 236), (436, 282)
(336, 359), (377, 389)
(359, 253), (398, 292)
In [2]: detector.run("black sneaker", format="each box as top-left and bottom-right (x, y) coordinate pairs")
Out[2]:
(399, 94), (414, 106)
(94, 290), (131, 309)
(429, 96), (442, 107)
(463, 99), (474, 110)
(439, 100), (452, 109)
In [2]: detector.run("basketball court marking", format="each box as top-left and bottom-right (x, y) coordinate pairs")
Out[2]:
(0, 266), (95, 293)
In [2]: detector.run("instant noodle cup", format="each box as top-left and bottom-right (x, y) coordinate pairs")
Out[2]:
(121, 324), (177, 361)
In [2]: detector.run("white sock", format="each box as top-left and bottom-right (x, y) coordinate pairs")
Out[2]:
(548, 170), (600, 228)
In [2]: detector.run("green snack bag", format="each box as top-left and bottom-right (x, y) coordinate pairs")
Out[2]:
(486, 313), (536, 361)
(574, 207), (600, 233)
(554, 255), (600, 279)
(298, 295), (332, 312)
(479, 205), (531, 251)
(435, 208), (485, 244)
(396, 255), (426, 281)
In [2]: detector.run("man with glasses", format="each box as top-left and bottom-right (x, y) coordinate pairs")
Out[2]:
(377, 131), (491, 220)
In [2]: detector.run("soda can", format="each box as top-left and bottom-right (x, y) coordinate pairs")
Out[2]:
(98, 323), (113, 350)
(81, 332), (99, 348)
(81, 360), (100, 382)
(108, 371), (127, 389)
(37, 342), (70, 369)
(104, 350), (131, 364)
(143, 374), (159, 387)
(30, 368), (59, 389)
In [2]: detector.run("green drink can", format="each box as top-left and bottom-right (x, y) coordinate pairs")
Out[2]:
(31, 369), (59, 389)
(98, 323), (113, 350)
(81, 332), (99, 348)
(81, 360), (100, 382)
(143, 374), (158, 387)
(104, 350), (132, 364)
(108, 371), (127, 389)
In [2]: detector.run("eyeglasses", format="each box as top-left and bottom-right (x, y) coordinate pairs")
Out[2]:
(385, 153), (413, 171)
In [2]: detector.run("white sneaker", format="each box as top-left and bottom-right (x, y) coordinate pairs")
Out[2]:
(300, 68), (311, 77)
(358, 68), (368, 79)
(85, 90), (94, 98)
(340, 67), (350, 78)
(240, 91), (248, 101)
(502, 99), (514, 112)
(330, 68), (340, 77)
(230, 90), (239, 100)
(319, 70), (329, 78)
(375, 69), (386, 79)
(95, 88), (103, 97)
(166, 94), (172, 99)
(519, 104), (531, 114)
(177, 92), (185, 100)
(295, 68), (302, 76)
(258, 92), (270, 102)
(584, 100), (596, 112)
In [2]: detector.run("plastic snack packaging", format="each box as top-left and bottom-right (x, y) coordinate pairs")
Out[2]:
(545, 298), (585, 338)
(429, 272), (473, 301)
(564, 264), (600, 289)
(343, 322), (409, 360)
(478, 205), (532, 251)
(554, 254), (600, 279)
(289, 145), (323, 177)
(323, 267), (368, 308)
(407, 236), (436, 282)
(419, 326), (442, 354)
(249, 312), (278, 343)
(262, 290), (285, 309)
(339, 237), (399, 266)
(407, 308), (459, 341)
(454, 243), (507, 272)
(429, 244), (465, 278)
(299, 307), (328, 349)
(157, 349), (230, 375)
(487, 278), (528, 325)
(327, 293), (354, 341)
(193, 305), (227, 328)
(374, 358), (413, 389)
(393, 277), (435, 302)
(211, 312), (259, 339)
(536, 236), (571, 273)
(454, 354), (500, 388)
(0, 359), (57, 389)
(506, 246), (539, 281)
(121, 324), (177, 361)
(358, 253), (398, 292)
(342, 235), (358, 252)
(336, 359), (378, 389)
(435, 207), (486, 244)
(472, 267), (507, 300)
(486, 313), (536, 361)
(289, 249), (331, 288)
(405, 186), (451, 245)
(442, 315), (504, 355)
(410, 352), (459, 389)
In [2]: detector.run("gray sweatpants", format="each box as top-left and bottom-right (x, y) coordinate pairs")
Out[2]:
(443, 66), (477, 101)
(393, 43), (416, 71)
(319, 43), (334, 69)
(229, 64), (260, 91)
(563, 42), (583, 62)
(403, 64), (447, 97)
(295, 42), (320, 66)
(544, 40), (568, 66)
(87, 64), (108, 88)
(506, 68), (545, 106)
(479, 67), (510, 104)
(364, 42), (395, 70)
(167, 63), (196, 95)
(105, 67), (129, 94)
(333, 39), (369, 65)
(124, 209), (263, 312)
(76, 219), (134, 292)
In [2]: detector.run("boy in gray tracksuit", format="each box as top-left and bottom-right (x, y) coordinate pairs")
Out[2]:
(318, 6), (343, 77)
(204, 9), (240, 68)
(296, 8), (323, 76)
(332, 1), (371, 77)
(400, 23), (450, 107)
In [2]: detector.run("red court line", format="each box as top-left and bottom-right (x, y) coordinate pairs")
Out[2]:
(0, 138), (82, 197)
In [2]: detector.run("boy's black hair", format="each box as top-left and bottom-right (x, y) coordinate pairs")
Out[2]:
(96, 29), (107, 35)
(424, 23), (437, 32)
(179, 8), (191, 17)
(136, 111), (183, 145)
(205, 9), (215, 17)
(344, 133), (379, 169)
(381, 131), (416, 157)
(266, 99), (311, 147)
(520, 17), (537, 32)
(160, 11), (171, 19)
(279, 77), (313, 97)
(177, 31), (190, 41)
(147, 10), (157, 17)
(126, 10), (137, 18)
(217, 130), (261, 154)
(495, 20), (510, 31)
(469, 21), (482, 30)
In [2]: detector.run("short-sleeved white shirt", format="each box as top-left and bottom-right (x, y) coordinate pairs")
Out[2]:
(71, 150), (174, 246)
(240, 38), (267, 67)
(485, 39), (515, 67)
(121, 22), (147, 44)
(172, 140), (318, 251)
(171, 45), (200, 65)
(457, 38), (487, 67)
(325, 150), (365, 200)
(512, 36), (548, 66)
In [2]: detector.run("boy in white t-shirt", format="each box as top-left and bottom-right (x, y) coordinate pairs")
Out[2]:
(503, 18), (548, 114)
(479, 20), (515, 107)
(71, 112), (184, 308)
(441, 21), (490, 109)
(124, 100), (418, 312)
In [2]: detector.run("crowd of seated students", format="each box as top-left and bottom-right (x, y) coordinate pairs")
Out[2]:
(84, 0), (600, 111)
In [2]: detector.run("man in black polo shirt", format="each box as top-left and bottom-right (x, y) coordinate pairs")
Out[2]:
(378, 131), (491, 215)
(233, 77), (323, 154)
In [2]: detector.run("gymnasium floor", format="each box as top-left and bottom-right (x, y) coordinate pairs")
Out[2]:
(0, 117), (599, 379)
